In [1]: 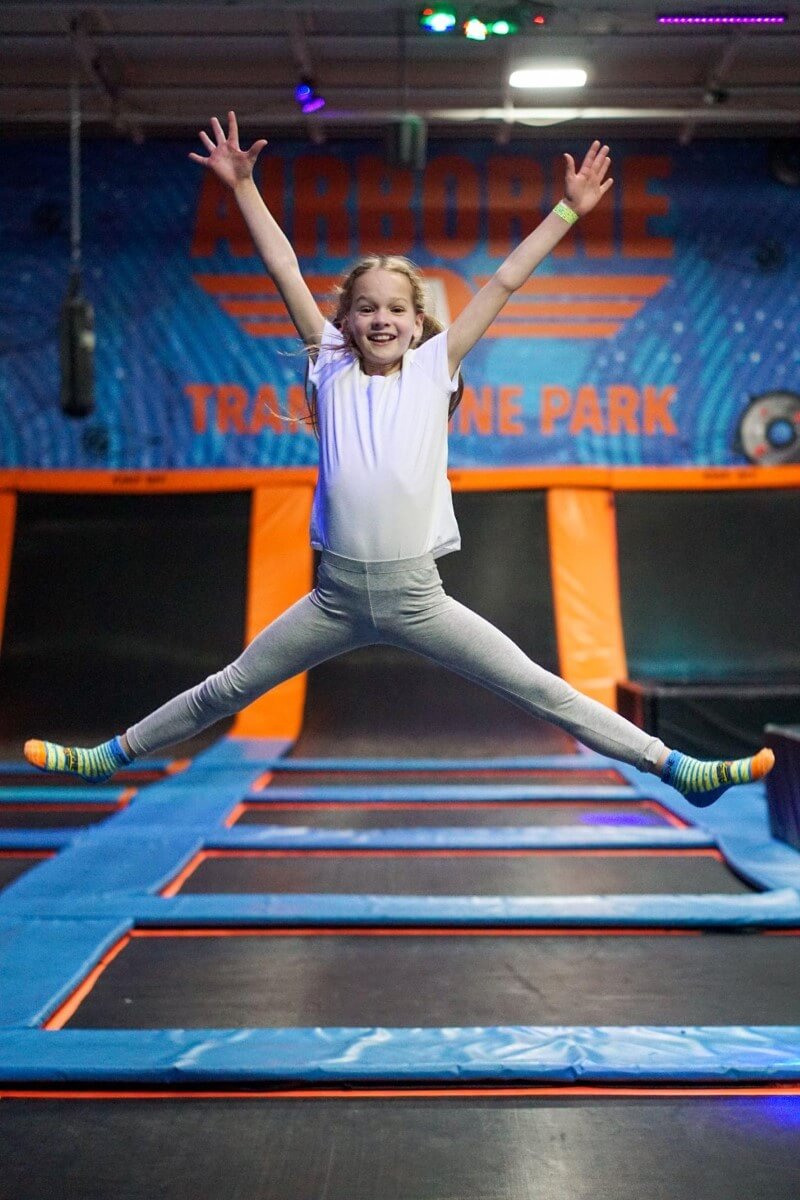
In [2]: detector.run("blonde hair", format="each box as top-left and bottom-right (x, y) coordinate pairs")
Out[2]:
(297, 254), (465, 439)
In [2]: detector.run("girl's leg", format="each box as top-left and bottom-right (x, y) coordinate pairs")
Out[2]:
(385, 584), (774, 802)
(26, 591), (371, 776)
(127, 592), (372, 756)
(389, 592), (663, 771)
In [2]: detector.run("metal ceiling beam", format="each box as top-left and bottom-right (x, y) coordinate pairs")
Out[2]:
(5, 105), (798, 126)
(68, 11), (143, 140)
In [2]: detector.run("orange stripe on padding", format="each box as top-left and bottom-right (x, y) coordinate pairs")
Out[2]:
(0, 490), (16, 654)
(231, 484), (314, 740)
(164, 758), (192, 776)
(44, 935), (132, 1030)
(5, 1085), (800, 1100)
(546, 488), (627, 709)
(198, 848), (722, 861)
(130, 927), (708, 937)
(0, 851), (53, 860)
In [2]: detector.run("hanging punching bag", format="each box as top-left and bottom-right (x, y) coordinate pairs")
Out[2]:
(59, 271), (95, 418)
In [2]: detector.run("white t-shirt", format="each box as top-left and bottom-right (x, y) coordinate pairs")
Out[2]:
(307, 320), (462, 561)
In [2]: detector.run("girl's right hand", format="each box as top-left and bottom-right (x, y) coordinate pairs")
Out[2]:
(188, 110), (267, 188)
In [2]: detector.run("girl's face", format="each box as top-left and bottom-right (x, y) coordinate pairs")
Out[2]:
(345, 268), (425, 375)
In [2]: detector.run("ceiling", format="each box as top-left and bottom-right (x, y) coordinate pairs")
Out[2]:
(2, 1), (799, 143)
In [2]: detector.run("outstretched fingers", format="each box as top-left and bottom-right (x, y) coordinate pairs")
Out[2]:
(188, 113), (268, 176)
(247, 138), (269, 163)
(579, 139), (602, 172)
(585, 141), (609, 175)
(188, 127), (216, 165)
(594, 147), (612, 194)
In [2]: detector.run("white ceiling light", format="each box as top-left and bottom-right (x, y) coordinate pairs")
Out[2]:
(509, 67), (588, 89)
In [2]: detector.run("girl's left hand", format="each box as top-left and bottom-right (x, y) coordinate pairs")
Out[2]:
(563, 141), (613, 216)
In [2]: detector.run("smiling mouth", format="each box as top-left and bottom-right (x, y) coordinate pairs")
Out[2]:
(367, 333), (396, 344)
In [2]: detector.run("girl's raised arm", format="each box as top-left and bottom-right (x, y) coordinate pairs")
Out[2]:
(190, 111), (325, 347)
(445, 140), (613, 378)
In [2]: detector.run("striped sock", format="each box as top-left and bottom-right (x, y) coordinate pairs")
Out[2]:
(661, 746), (774, 807)
(24, 736), (132, 783)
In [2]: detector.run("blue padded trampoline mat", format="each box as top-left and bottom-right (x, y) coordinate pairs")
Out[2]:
(1, 738), (799, 1083)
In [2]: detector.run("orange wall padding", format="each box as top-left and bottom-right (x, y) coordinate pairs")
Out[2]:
(0, 491), (17, 654)
(546, 488), (627, 709)
(231, 484), (315, 739)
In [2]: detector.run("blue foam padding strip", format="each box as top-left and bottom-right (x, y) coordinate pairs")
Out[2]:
(0, 917), (132, 1026)
(208, 825), (715, 851)
(4, 888), (799, 926)
(0, 832), (75, 850)
(107, 778), (271, 831)
(258, 754), (607, 771)
(0, 830), (203, 902)
(0, 788), (126, 804)
(1, 1026), (800, 1083)
(250, 784), (636, 802)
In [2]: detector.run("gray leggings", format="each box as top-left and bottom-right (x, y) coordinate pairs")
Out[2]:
(126, 549), (665, 770)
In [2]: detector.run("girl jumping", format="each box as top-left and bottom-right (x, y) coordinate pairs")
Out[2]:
(26, 112), (774, 804)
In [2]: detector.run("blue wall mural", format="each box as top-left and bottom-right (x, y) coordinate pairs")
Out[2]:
(0, 137), (797, 468)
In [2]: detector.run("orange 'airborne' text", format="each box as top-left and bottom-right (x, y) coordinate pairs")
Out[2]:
(191, 154), (673, 262)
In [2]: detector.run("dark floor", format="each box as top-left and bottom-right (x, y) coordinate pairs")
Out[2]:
(0, 807), (117, 830)
(2, 1095), (799, 1200)
(65, 932), (800, 1028)
(0, 852), (50, 890)
(235, 801), (673, 829)
(177, 851), (750, 897)
(261, 768), (627, 786)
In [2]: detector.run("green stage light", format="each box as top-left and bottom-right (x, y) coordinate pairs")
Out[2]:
(487, 17), (519, 34)
(418, 5), (458, 33)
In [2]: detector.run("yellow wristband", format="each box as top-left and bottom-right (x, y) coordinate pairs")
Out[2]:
(553, 200), (579, 225)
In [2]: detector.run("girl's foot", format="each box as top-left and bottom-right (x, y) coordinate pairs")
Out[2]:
(661, 746), (774, 807)
(24, 736), (131, 783)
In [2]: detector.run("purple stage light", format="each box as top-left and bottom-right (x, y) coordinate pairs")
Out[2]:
(301, 96), (326, 114)
(658, 13), (786, 23)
